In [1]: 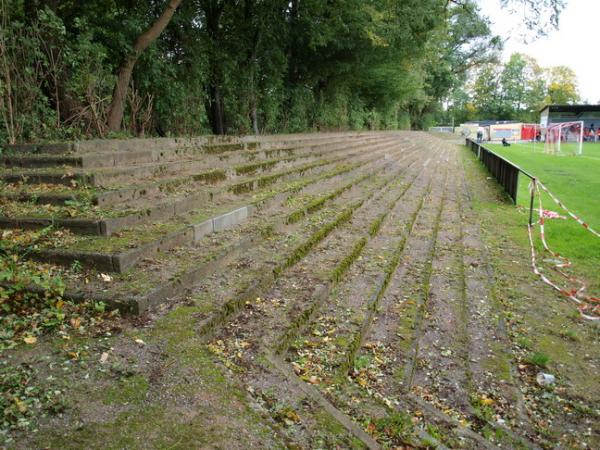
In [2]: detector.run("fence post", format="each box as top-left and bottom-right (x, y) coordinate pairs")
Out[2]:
(529, 178), (537, 226)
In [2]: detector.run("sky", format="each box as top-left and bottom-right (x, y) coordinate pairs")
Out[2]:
(478, 0), (600, 103)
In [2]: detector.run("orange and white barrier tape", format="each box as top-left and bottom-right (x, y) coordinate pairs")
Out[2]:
(528, 181), (600, 320)
(537, 181), (600, 238)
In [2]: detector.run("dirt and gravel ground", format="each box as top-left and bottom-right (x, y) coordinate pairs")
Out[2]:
(4, 132), (600, 449)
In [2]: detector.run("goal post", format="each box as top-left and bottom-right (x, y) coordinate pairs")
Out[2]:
(545, 121), (584, 155)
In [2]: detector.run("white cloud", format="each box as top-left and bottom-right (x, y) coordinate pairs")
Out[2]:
(478, 0), (600, 102)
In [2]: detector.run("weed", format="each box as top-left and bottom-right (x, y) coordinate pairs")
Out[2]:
(516, 336), (533, 350)
(260, 224), (275, 239)
(470, 394), (495, 422)
(425, 423), (444, 441)
(353, 355), (371, 371)
(70, 259), (83, 273)
(525, 351), (551, 368)
(365, 411), (413, 445)
(559, 329), (580, 342)
(0, 228), (117, 351)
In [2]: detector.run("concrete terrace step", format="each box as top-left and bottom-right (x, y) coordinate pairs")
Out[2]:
(0, 135), (395, 207)
(2, 132), (385, 167)
(0, 138), (402, 236)
(0, 135), (391, 187)
(35, 144), (413, 313)
(4, 131), (415, 315)
(24, 141), (418, 274)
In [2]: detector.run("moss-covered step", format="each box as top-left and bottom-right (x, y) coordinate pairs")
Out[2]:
(0, 133), (387, 207)
(0, 139), (400, 235)
(1, 132), (385, 172)
(24, 147), (408, 272)
(0, 134), (392, 187)
(29, 203), (260, 273)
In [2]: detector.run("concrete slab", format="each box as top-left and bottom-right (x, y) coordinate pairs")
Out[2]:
(212, 206), (249, 232)
(193, 219), (214, 242)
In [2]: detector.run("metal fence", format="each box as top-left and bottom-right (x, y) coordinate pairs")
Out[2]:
(466, 139), (535, 208)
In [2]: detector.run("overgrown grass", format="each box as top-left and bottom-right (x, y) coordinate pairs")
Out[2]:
(486, 142), (600, 290)
(525, 351), (551, 368)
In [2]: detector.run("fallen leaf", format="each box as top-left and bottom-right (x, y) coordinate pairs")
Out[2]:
(480, 396), (494, 406)
(285, 410), (300, 423)
(100, 352), (109, 364)
(135, 338), (145, 346)
(70, 317), (82, 329)
(23, 336), (37, 344)
(99, 273), (113, 282)
(14, 398), (27, 413)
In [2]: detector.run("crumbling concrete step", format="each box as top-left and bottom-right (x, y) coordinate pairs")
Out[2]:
(0, 135), (390, 187)
(0, 140), (394, 236)
(0, 137), (393, 214)
(30, 204), (259, 273)
(24, 143), (410, 272)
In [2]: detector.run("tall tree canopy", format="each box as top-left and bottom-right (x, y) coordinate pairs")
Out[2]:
(439, 52), (580, 125)
(0, 0), (567, 142)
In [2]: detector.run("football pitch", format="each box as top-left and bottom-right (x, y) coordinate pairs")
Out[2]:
(487, 142), (600, 290)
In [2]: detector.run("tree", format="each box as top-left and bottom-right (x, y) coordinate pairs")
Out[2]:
(545, 65), (579, 105)
(1, 0), (570, 142)
(472, 63), (503, 118)
(447, 53), (579, 124)
(106, 0), (182, 132)
(413, 0), (501, 127)
(500, 53), (528, 115)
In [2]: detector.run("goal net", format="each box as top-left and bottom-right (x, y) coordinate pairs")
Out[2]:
(545, 121), (583, 155)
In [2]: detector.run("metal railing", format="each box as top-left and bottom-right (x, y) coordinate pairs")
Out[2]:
(466, 138), (537, 225)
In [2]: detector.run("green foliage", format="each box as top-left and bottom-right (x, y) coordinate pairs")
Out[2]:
(0, 228), (116, 352)
(1, 0), (565, 140)
(0, 361), (66, 437)
(365, 411), (414, 444)
(470, 394), (496, 422)
(441, 53), (580, 125)
(526, 352), (551, 368)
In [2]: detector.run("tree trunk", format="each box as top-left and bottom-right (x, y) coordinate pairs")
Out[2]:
(106, 0), (182, 132)
(250, 80), (259, 135)
(203, 0), (226, 134)
(209, 81), (225, 135)
(244, 0), (260, 135)
(287, 0), (300, 85)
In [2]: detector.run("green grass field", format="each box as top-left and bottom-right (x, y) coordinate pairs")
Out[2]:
(486, 142), (600, 291)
